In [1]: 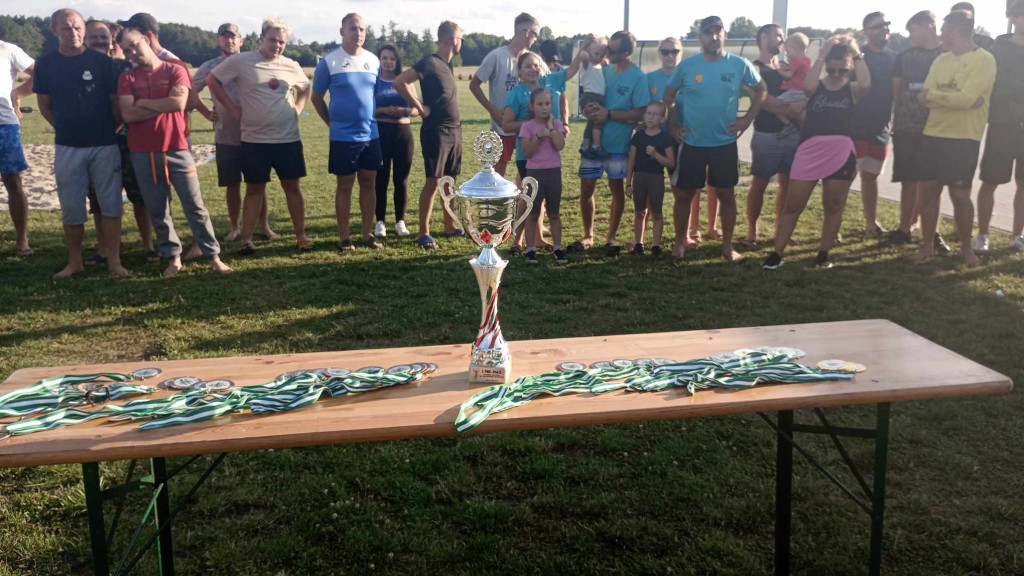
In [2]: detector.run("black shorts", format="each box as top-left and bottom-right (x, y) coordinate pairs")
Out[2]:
(979, 122), (1024, 185)
(240, 141), (307, 184)
(515, 160), (528, 182)
(421, 125), (462, 178)
(215, 143), (243, 187)
(826, 152), (857, 181)
(918, 135), (980, 189)
(328, 139), (383, 176)
(891, 131), (928, 183)
(672, 142), (739, 190)
(526, 167), (562, 216)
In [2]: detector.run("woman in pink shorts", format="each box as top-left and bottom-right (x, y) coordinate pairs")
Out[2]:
(763, 36), (872, 270)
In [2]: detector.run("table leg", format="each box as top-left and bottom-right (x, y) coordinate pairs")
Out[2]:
(774, 410), (794, 576)
(150, 457), (175, 576)
(82, 462), (110, 576)
(868, 403), (890, 576)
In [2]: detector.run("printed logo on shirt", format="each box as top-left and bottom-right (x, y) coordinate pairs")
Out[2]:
(505, 73), (518, 93)
(342, 61), (352, 68)
(364, 62), (371, 71)
(695, 73), (703, 84)
(82, 70), (93, 81)
(268, 78), (280, 90)
(616, 85), (629, 96)
(720, 72), (735, 83)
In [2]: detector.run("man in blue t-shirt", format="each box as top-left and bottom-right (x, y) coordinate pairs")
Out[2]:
(34, 8), (128, 279)
(572, 30), (650, 257)
(664, 16), (766, 262)
(312, 13), (383, 250)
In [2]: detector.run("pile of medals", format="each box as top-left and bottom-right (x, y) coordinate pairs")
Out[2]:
(456, 347), (863, 432)
(1, 362), (438, 438)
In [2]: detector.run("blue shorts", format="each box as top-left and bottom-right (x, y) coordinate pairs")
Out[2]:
(328, 139), (383, 176)
(0, 124), (28, 175)
(578, 153), (628, 180)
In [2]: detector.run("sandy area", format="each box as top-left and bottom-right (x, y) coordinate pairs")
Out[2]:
(0, 144), (216, 210)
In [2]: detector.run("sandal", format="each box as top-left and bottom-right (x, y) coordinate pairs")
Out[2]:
(566, 240), (589, 254)
(604, 242), (621, 257)
(416, 235), (438, 250)
(362, 237), (383, 249)
(15, 247), (34, 258)
(738, 238), (757, 248)
(510, 244), (523, 256)
(298, 239), (315, 252)
(337, 238), (356, 253)
(84, 253), (107, 266)
(439, 229), (465, 238)
(144, 250), (161, 263)
(238, 243), (257, 256)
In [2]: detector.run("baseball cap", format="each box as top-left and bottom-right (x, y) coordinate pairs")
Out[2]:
(118, 13), (159, 35)
(701, 16), (725, 33)
(540, 39), (560, 62)
(217, 23), (240, 37)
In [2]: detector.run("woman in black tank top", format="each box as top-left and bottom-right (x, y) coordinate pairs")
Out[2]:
(764, 36), (872, 270)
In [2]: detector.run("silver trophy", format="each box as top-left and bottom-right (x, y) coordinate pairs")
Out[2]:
(439, 132), (538, 383)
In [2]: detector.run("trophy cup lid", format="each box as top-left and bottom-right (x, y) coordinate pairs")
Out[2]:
(455, 132), (522, 199)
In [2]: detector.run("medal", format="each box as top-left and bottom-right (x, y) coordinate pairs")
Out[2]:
(556, 362), (587, 372)
(194, 379), (234, 392)
(387, 364), (413, 375)
(611, 359), (634, 368)
(131, 367), (162, 381)
(162, 376), (202, 390)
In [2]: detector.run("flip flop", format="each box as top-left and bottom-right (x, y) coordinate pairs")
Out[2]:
(417, 235), (438, 250)
(604, 243), (621, 257)
(738, 238), (757, 248)
(337, 238), (356, 253)
(297, 240), (316, 252)
(144, 250), (161, 263)
(362, 237), (383, 249)
(15, 247), (33, 258)
(510, 244), (523, 256)
(84, 253), (107, 266)
(439, 229), (465, 238)
(238, 243), (257, 256)
(566, 240), (588, 254)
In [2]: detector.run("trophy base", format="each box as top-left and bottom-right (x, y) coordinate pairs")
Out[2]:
(469, 362), (511, 384)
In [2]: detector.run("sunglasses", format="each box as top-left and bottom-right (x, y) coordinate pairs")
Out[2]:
(867, 21), (891, 30)
(826, 67), (850, 75)
(660, 49), (680, 56)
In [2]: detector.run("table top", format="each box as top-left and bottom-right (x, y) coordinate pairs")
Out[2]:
(0, 319), (1012, 468)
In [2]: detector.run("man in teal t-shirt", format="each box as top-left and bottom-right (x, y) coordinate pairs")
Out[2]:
(572, 30), (650, 257)
(663, 16), (765, 262)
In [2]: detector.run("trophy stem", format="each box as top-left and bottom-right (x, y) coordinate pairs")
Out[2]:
(468, 251), (510, 383)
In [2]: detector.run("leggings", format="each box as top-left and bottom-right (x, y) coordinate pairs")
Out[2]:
(375, 122), (414, 222)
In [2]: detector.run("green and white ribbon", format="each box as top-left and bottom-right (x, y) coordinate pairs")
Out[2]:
(0, 373), (150, 417)
(455, 353), (856, 432)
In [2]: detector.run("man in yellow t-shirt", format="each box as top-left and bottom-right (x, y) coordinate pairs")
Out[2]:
(915, 10), (996, 267)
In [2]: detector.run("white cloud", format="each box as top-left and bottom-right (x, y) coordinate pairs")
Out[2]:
(0, 0), (1010, 43)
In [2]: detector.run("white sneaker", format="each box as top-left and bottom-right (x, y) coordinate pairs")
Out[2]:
(972, 234), (989, 252)
(1011, 236), (1024, 252)
(374, 220), (386, 237)
(395, 220), (410, 237)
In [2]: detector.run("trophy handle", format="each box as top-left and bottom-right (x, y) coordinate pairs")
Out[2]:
(438, 175), (462, 231)
(513, 176), (538, 232)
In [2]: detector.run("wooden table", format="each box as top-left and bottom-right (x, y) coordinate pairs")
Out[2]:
(0, 320), (1012, 576)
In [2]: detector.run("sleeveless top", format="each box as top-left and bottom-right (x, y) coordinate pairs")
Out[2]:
(801, 81), (854, 142)
(753, 60), (786, 134)
(374, 77), (410, 119)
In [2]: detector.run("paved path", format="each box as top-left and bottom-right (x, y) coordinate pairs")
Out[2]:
(735, 130), (1018, 234)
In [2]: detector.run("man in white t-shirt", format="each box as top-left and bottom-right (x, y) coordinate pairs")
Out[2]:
(0, 40), (35, 258)
(469, 12), (541, 177)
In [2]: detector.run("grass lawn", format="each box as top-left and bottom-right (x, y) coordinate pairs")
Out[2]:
(1, 79), (1023, 576)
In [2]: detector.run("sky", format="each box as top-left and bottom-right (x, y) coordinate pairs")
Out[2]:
(3, 0), (1012, 43)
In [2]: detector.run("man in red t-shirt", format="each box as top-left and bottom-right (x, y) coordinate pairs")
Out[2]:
(118, 29), (231, 277)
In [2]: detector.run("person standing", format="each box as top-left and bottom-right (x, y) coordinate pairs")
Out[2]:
(950, 2), (995, 50)
(742, 24), (802, 248)
(888, 11), (944, 247)
(664, 16), (766, 262)
(975, 1), (1024, 252)
(0, 38), (34, 258)
(117, 13), (179, 61)
(852, 12), (898, 236)
(393, 21), (463, 250)
(470, 13), (540, 177)
(118, 29), (231, 277)
(374, 43), (418, 238)
(914, 10), (996, 267)
(192, 23), (274, 243)
(35, 9), (128, 278)
(312, 13), (382, 252)
(764, 36), (872, 270)
(539, 39), (569, 121)
(208, 16), (313, 255)
(571, 30), (650, 256)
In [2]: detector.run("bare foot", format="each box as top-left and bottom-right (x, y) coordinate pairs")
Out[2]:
(210, 257), (234, 274)
(162, 260), (182, 278)
(707, 228), (723, 240)
(260, 228), (278, 240)
(183, 244), (202, 261)
(623, 240), (636, 252)
(962, 249), (980, 268)
(688, 231), (702, 245)
(912, 249), (934, 263)
(723, 249), (744, 263)
(108, 264), (132, 277)
(224, 229), (241, 242)
(672, 243), (686, 261)
(738, 237), (757, 248)
(683, 239), (698, 250)
(53, 263), (84, 279)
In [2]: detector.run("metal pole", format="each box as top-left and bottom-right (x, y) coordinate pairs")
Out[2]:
(774, 410), (794, 576)
(83, 463), (110, 576)
(624, 0), (630, 31)
(773, 0), (789, 31)
(868, 403), (891, 576)
(151, 458), (175, 576)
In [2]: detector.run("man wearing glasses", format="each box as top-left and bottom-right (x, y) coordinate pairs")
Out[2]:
(469, 13), (541, 178)
(852, 12), (898, 237)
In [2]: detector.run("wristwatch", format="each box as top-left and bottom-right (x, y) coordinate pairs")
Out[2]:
(854, 53), (864, 61)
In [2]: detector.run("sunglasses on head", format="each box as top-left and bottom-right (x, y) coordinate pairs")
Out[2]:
(826, 67), (850, 75)
(660, 49), (680, 56)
